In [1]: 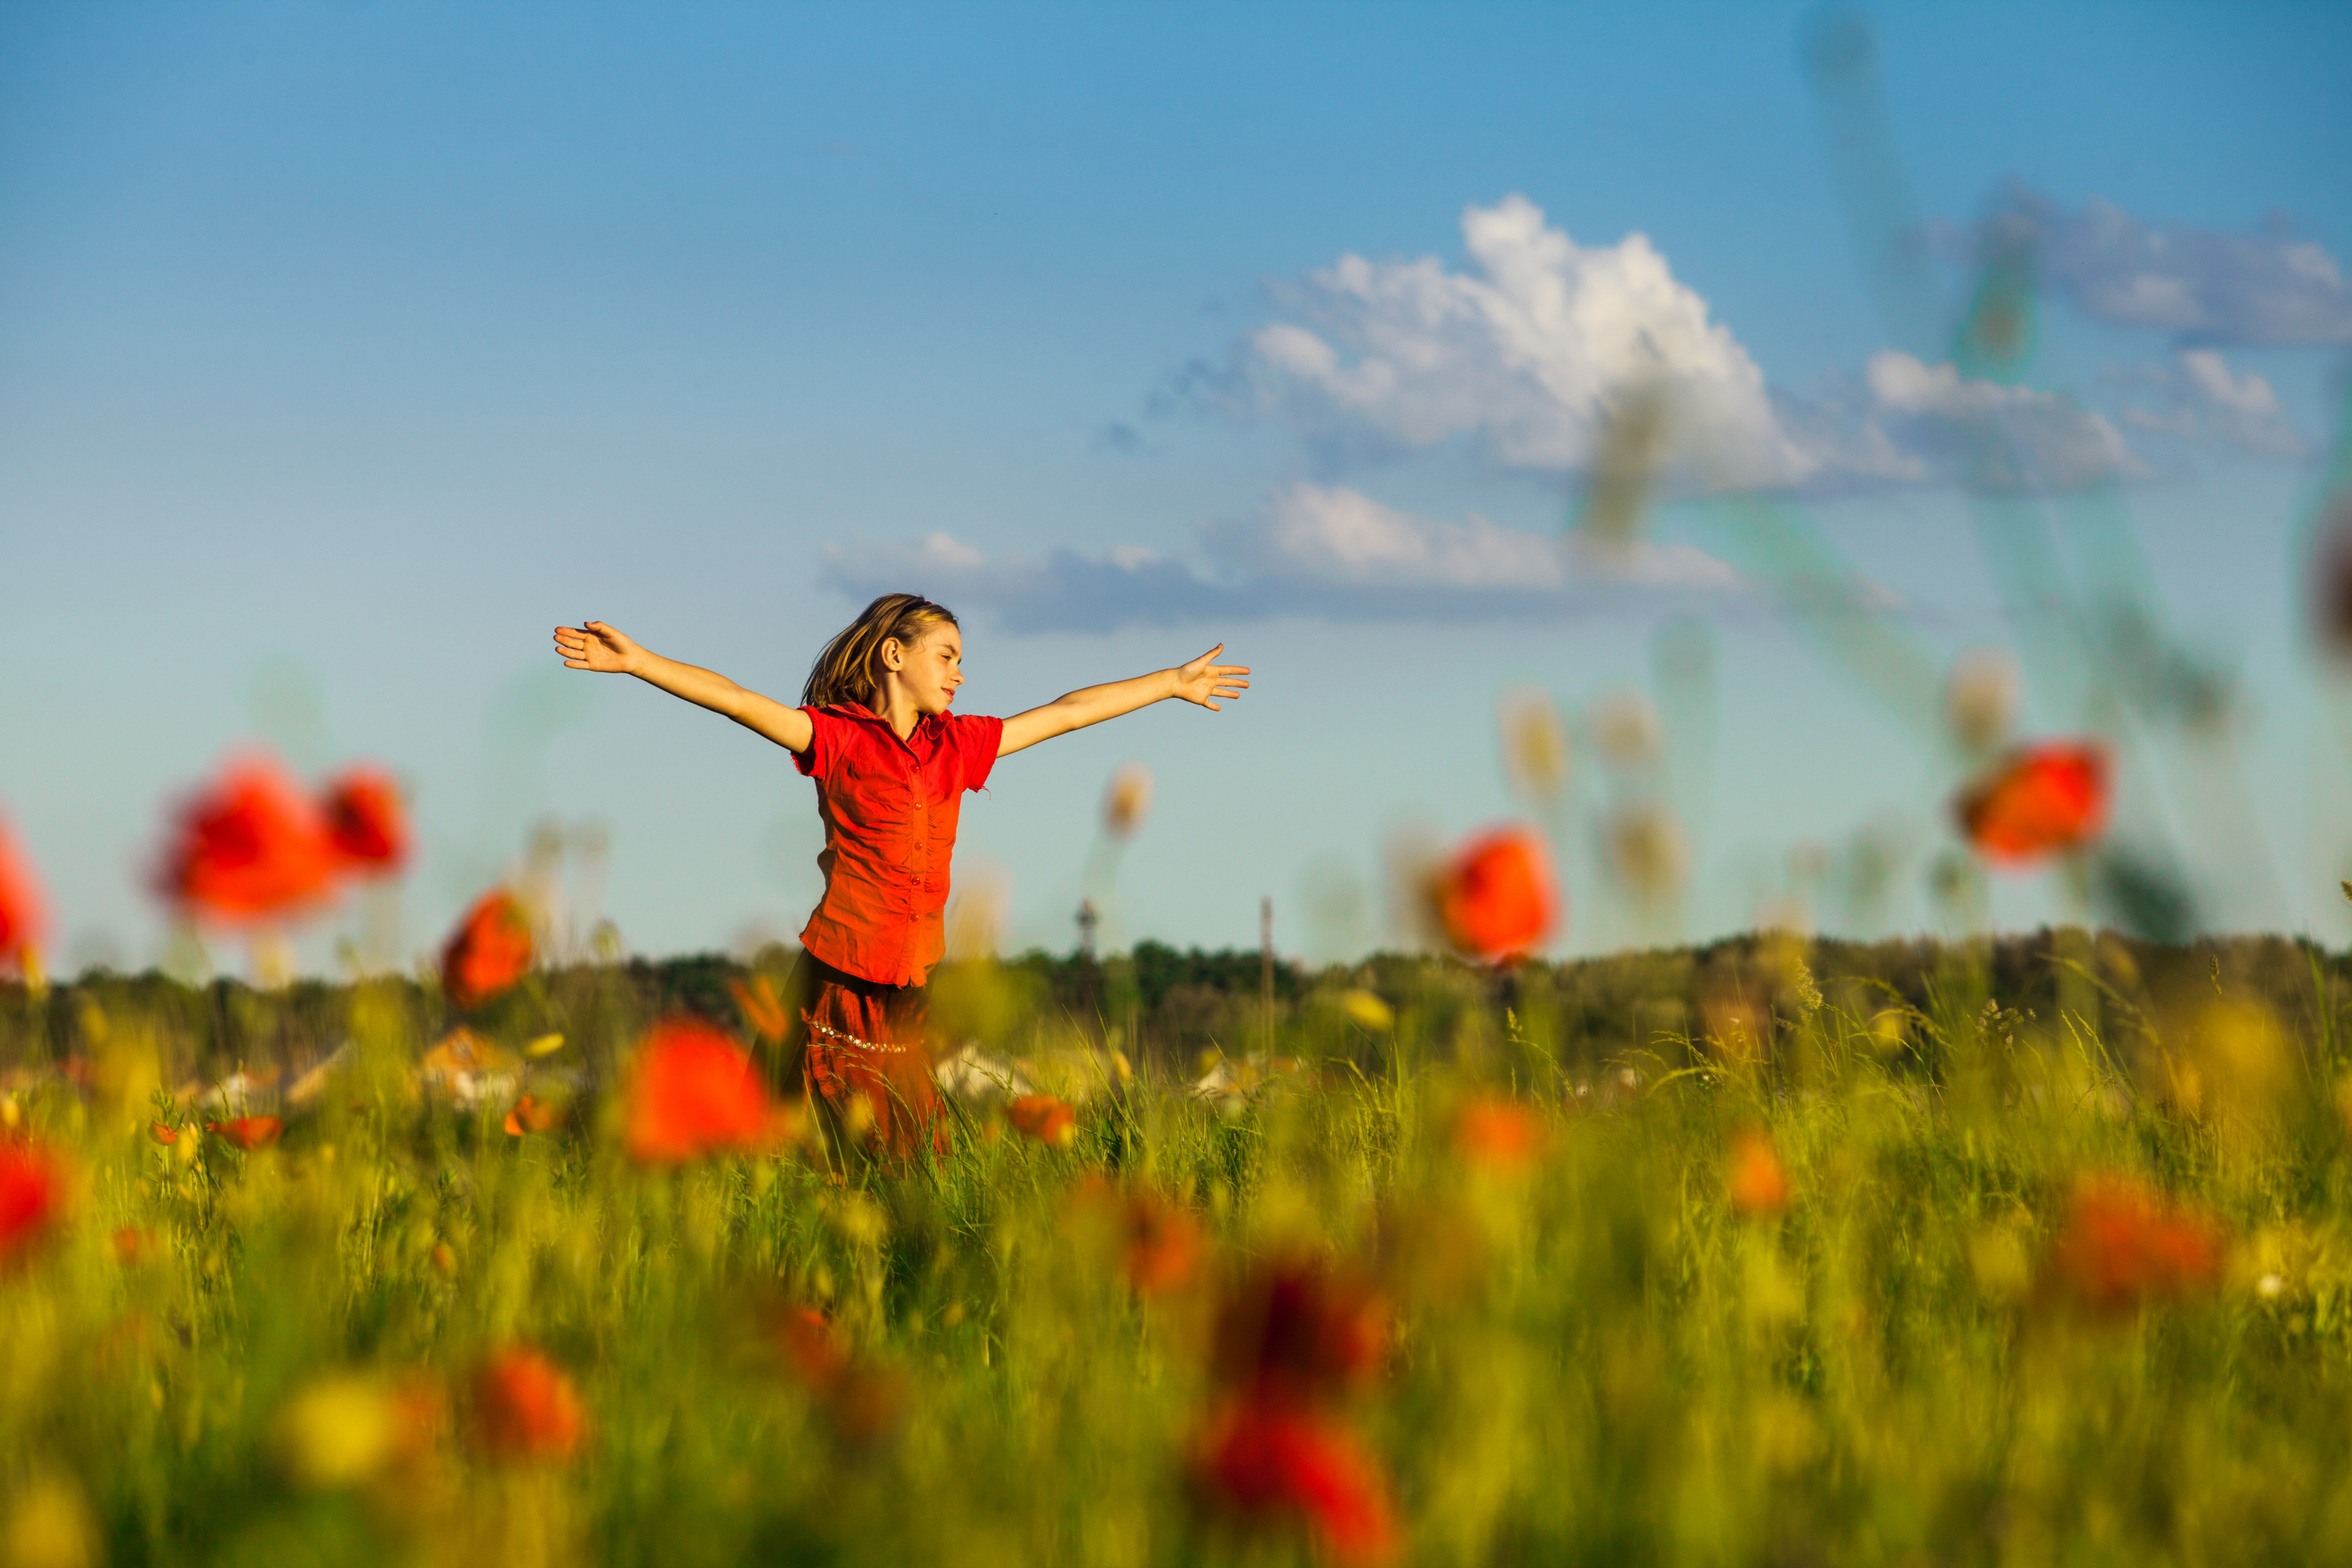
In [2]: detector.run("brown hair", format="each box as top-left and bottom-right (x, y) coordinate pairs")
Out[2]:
(801, 593), (960, 710)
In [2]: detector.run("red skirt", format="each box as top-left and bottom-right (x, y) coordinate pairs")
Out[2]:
(789, 953), (948, 1160)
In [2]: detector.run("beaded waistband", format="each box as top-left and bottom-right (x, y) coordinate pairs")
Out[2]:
(807, 1019), (914, 1054)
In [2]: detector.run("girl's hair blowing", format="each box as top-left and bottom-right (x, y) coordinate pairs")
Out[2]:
(802, 593), (960, 710)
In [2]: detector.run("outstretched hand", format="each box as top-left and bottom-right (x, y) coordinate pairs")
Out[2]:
(554, 620), (641, 674)
(1173, 644), (1250, 710)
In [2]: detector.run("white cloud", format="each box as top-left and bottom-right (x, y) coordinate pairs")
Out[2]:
(822, 483), (1750, 631)
(1214, 194), (2208, 499)
(1243, 195), (1811, 488)
(1947, 191), (2352, 347)
(1862, 351), (2151, 490)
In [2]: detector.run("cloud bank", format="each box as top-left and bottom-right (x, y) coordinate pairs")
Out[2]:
(824, 484), (1748, 633)
(1948, 190), (2352, 347)
(1193, 195), (2164, 498)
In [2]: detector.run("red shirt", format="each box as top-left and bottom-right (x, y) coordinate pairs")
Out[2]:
(793, 703), (1004, 987)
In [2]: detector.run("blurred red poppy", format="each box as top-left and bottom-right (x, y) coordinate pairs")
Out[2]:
(2045, 1174), (2223, 1315)
(1954, 742), (2109, 866)
(1196, 1398), (1399, 1566)
(1214, 1261), (1388, 1406)
(1726, 1129), (1792, 1217)
(0, 1141), (65, 1265)
(321, 766), (410, 874)
(111, 1225), (158, 1265)
(155, 754), (339, 924)
(777, 1306), (850, 1391)
(624, 1018), (772, 1163)
(1432, 826), (1556, 959)
(502, 1095), (568, 1137)
(1006, 1094), (1077, 1148)
(148, 1121), (180, 1146)
(206, 1116), (283, 1152)
(0, 814), (48, 975)
(441, 889), (534, 1011)
(1123, 1193), (1204, 1295)
(1454, 1096), (1543, 1171)
(471, 1346), (586, 1462)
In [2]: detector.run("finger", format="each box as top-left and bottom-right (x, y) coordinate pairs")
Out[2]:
(1196, 643), (1224, 662)
(1202, 699), (1221, 711)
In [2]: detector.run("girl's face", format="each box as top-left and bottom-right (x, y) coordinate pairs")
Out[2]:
(884, 623), (965, 715)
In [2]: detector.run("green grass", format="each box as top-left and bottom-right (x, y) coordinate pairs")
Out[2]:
(6, 931), (2352, 1566)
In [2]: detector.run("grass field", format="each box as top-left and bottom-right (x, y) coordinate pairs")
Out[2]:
(5, 929), (2352, 1566)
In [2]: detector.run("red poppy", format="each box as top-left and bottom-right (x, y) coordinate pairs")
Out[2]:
(149, 1121), (180, 1146)
(728, 974), (790, 1043)
(2045, 1174), (2223, 1314)
(1006, 1094), (1077, 1148)
(155, 754), (340, 924)
(0, 814), (48, 975)
(777, 1306), (850, 1391)
(1454, 1096), (1543, 1171)
(502, 1095), (568, 1136)
(1196, 1398), (1399, 1566)
(1123, 1194), (1205, 1295)
(1214, 1261), (1388, 1406)
(321, 766), (410, 874)
(1954, 741), (2109, 866)
(0, 1141), (65, 1265)
(441, 889), (534, 1010)
(1432, 826), (1556, 959)
(623, 1018), (772, 1163)
(111, 1226), (158, 1265)
(470, 1346), (586, 1461)
(1726, 1129), (1792, 1217)
(206, 1116), (284, 1152)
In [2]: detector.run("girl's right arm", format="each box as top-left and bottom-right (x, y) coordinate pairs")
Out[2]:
(554, 620), (813, 753)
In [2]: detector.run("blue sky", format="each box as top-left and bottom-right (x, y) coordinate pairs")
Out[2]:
(2, 1), (2348, 975)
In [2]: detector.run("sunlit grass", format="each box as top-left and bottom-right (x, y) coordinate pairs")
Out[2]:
(5, 933), (2352, 1566)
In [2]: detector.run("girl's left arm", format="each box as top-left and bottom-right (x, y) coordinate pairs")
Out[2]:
(996, 644), (1249, 758)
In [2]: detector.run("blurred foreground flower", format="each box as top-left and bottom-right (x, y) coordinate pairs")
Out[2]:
(0, 1141), (66, 1265)
(1496, 688), (1570, 808)
(321, 766), (411, 875)
(1195, 1399), (1398, 1566)
(2044, 1175), (2223, 1315)
(441, 888), (534, 1010)
(1726, 1130), (1792, 1217)
(1454, 1095), (1543, 1171)
(1, 1472), (100, 1568)
(155, 754), (339, 924)
(1588, 692), (1661, 771)
(1944, 650), (2020, 755)
(1007, 1093), (1077, 1148)
(624, 1018), (774, 1163)
(1103, 762), (1153, 838)
(0, 813), (48, 982)
(1069, 1178), (1205, 1295)
(206, 1116), (283, 1152)
(272, 1372), (431, 1491)
(1605, 801), (1690, 907)
(1954, 742), (2109, 866)
(1431, 826), (1556, 960)
(773, 1305), (909, 1446)
(1214, 1261), (1387, 1407)
(470, 1347), (586, 1463)
(503, 1095), (568, 1136)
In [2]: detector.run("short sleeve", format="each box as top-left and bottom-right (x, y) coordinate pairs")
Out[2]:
(791, 706), (836, 779)
(949, 713), (1005, 793)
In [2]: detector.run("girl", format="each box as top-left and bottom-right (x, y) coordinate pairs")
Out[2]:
(553, 593), (1248, 1156)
